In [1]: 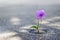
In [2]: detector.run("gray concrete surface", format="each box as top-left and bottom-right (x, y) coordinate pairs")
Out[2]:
(0, 4), (60, 40)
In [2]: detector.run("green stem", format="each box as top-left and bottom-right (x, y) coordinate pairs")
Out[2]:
(37, 19), (40, 33)
(37, 19), (42, 33)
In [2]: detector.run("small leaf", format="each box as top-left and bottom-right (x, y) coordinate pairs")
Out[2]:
(31, 26), (36, 28)
(31, 26), (38, 29)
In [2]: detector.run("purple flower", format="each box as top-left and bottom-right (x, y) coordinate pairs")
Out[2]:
(36, 10), (46, 20)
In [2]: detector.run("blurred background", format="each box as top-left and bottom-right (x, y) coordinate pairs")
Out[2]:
(0, 0), (60, 40)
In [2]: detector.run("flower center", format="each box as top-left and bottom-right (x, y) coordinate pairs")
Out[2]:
(39, 13), (44, 17)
